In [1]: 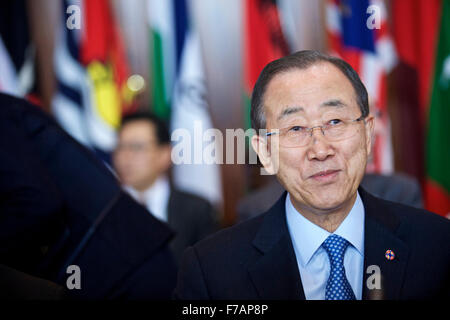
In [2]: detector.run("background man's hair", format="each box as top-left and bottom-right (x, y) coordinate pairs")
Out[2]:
(250, 50), (369, 131)
(120, 111), (171, 145)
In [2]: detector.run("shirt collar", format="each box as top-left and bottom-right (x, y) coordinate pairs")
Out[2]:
(139, 175), (170, 205)
(285, 191), (365, 267)
(124, 176), (169, 200)
(334, 192), (365, 255)
(123, 175), (170, 222)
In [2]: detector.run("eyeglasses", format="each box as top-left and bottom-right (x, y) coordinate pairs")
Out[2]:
(115, 141), (157, 153)
(265, 115), (366, 148)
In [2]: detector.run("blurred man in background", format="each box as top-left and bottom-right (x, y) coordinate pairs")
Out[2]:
(113, 112), (218, 264)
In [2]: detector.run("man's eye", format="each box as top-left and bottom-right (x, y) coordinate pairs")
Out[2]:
(328, 119), (342, 126)
(289, 126), (306, 132)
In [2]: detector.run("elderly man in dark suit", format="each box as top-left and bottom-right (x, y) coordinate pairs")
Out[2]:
(113, 112), (218, 264)
(174, 51), (450, 300)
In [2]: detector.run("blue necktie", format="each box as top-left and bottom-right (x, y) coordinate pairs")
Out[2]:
(322, 234), (356, 300)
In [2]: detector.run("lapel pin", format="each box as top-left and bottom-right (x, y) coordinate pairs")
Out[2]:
(385, 249), (395, 261)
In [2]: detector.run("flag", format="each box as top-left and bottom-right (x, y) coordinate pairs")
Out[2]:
(391, 0), (441, 185)
(277, 0), (324, 52)
(148, 0), (223, 205)
(326, 0), (397, 174)
(243, 0), (289, 129)
(148, 0), (176, 121)
(52, 0), (134, 163)
(425, 0), (450, 217)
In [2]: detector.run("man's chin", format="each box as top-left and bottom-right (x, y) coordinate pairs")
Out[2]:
(303, 189), (349, 212)
(306, 183), (343, 198)
(303, 195), (338, 210)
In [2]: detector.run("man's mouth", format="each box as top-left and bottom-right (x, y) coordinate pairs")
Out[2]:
(309, 169), (341, 182)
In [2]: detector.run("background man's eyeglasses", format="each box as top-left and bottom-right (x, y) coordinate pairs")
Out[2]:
(115, 141), (157, 153)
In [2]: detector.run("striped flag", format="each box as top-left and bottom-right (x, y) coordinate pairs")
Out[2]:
(148, 0), (222, 205)
(52, 0), (134, 163)
(326, 0), (397, 174)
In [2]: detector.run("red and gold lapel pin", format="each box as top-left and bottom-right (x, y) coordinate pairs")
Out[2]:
(385, 249), (395, 261)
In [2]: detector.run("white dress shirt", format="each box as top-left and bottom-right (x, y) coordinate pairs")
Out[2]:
(124, 175), (171, 222)
(285, 192), (365, 300)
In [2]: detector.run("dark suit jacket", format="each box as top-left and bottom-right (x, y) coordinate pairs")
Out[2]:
(168, 190), (218, 265)
(175, 188), (450, 300)
(0, 93), (177, 299)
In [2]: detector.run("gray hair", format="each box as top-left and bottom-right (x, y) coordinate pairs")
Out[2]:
(250, 50), (369, 131)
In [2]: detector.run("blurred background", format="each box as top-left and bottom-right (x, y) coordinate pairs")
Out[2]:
(1, 0), (449, 227)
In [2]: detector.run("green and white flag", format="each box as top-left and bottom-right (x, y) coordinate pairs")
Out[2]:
(425, 0), (450, 217)
(148, 0), (176, 120)
(148, 0), (222, 206)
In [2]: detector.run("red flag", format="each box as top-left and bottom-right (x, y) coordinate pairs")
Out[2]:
(81, 0), (135, 119)
(392, 0), (441, 119)
(243, 0), (289, 129)
(392, 0), (444, 214)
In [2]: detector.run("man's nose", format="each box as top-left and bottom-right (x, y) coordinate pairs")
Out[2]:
(115, 147), (134, 164)
(306, 128), (335, 161)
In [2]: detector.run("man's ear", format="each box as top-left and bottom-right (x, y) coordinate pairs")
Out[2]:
(365, 114), (375, 156)
(251, 133), (277, 175)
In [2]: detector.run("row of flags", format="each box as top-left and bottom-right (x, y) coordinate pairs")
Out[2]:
(0, 0), (448, 216)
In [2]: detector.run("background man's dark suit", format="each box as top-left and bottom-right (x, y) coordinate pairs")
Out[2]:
(175, 188), (450, 300)
(168, 190), (218, 264)
(0, 93), (177, 299)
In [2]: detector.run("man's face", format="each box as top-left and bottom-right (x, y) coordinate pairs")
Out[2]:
(113, 120), (170, 191)
(257, 62), (374, 213)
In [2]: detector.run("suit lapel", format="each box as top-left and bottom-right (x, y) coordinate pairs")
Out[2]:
(167, 190), (175, 227)
(247, 193), (305, 300)
(360, 188), (410, 300)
